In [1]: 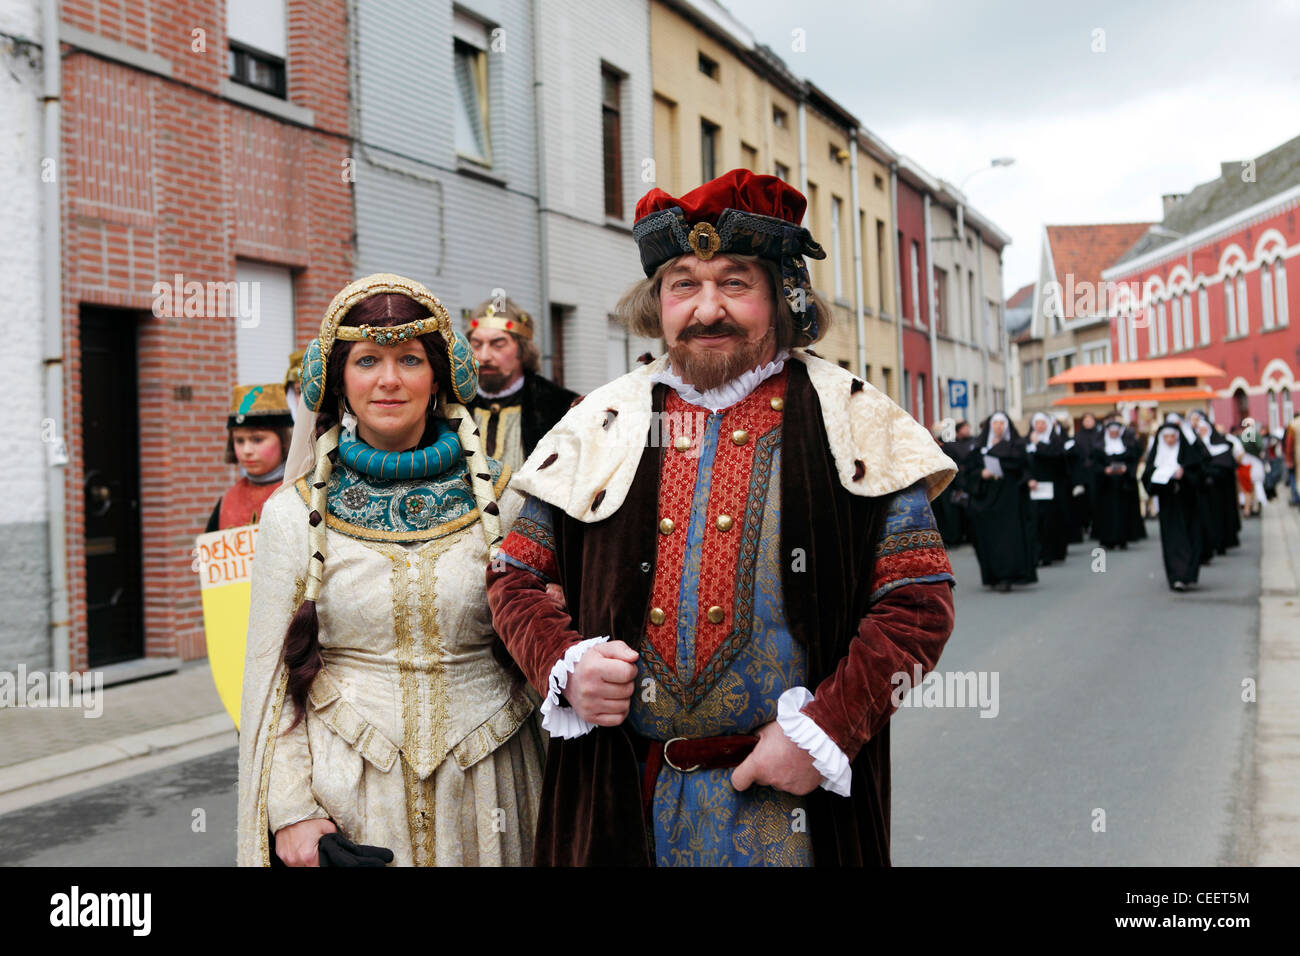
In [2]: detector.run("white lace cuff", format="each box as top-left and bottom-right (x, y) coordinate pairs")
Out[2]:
(776, 686), (852, 797)
(540, 635), (610, 738)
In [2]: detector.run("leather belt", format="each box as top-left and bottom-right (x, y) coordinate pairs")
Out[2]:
(629, 732), (759, 826)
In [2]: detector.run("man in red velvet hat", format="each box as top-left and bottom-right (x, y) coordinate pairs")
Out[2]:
(488, 169), (958, 866)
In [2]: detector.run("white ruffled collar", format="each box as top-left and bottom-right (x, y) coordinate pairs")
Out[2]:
(478, 375), (526, 400)
(650, 350), (790, 413)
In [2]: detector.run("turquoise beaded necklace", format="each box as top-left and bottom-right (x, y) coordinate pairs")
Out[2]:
(337, 418), (463, 480)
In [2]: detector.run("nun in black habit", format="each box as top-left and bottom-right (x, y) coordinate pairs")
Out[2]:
(1190, 411), (1240, 551)
(1025, 412), (1071, 565)
(1067, 413), (1101, 543)
(934, 420), (976, 546)
(961, 412), (1038, 591)
(1091, 419), (1142, 549)
(1141, 422), (1204, 590)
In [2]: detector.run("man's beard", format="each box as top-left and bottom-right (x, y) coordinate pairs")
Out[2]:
(478, 367), (514, 393)
(667, 322), (775, 392)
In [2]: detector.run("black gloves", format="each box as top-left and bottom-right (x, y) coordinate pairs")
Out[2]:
(317, 832), (394, 867)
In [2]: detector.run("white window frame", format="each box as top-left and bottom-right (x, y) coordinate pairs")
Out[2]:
(1236, 273), (1249, 333)
(453, 11), (492, 166)
(1156, 301), (1168, 355)
(1283, 386), (1294, 425)
(1268, 389), (1280, 434)
(1262, 266), (1275, 329)
(1276, 260), (1290, 327)
(1128, 306), (1139, 360)
(830, 196), (843, 300)
(909, 242), (921, 325)
(1225, 280), (1237, 338)
(1181, 292), (1194, 347)
(1198, 286), (1210, 345)
(1171, 297), (1183, 351)
(1116, 313), (1128, 362)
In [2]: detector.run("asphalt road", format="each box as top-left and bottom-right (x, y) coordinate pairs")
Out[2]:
(891, 516), (1260, 866)
(0, 517), (1261, 867)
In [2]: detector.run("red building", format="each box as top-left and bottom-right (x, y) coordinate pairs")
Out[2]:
(58, 1), (354, 671)
(1102, 134), (1299, 435)
(895, 169), (934, 423)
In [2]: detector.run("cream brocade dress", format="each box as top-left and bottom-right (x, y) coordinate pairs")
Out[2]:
(236, 460), (544, 866)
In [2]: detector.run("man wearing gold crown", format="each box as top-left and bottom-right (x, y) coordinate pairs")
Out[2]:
(487, 170), (958, 866)
(465, 296), (578, 474)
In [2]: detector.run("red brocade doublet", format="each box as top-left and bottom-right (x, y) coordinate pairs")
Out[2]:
(646, 377), (785, 679)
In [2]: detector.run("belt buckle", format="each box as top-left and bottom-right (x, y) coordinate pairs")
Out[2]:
(662, 736), (701, 773)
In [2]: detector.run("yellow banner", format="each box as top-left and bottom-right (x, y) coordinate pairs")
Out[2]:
(195, 526), (260, 729)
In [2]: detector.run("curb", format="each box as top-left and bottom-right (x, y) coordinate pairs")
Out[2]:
(0, 712), (234, 799)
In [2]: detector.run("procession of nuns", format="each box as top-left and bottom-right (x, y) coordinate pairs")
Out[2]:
(932, 409), (1245, 593)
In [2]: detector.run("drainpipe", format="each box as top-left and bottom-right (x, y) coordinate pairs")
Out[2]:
(531, 0), (552, 375)
(796, 100), (807, 203)
(977, 228), (991, 411)
(849, 134), (865, 379)
(42, 0), (70, 673)
(923, 193), (939, 423)
(890, 163), (903, 404)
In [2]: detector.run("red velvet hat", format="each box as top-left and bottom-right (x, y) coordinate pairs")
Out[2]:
(632, 169), (826, 343)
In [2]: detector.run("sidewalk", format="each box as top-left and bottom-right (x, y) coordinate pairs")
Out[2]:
(1254, 498), (1300, 864)
(0, 660), (234, 814)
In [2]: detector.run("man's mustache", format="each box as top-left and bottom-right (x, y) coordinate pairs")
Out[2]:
(678, 322), (744, 340)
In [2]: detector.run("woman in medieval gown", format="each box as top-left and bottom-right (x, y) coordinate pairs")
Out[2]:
(962, 412), (1037, 591)
(1141, 422), (1204, 591)
(235, 274), (544, 868)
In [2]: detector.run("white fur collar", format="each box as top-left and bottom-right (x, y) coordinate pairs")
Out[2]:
(510, 350), (957, 523)
(650, 351), (789, 413)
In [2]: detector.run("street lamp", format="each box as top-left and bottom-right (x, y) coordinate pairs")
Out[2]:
(960, 157), (1016, 190)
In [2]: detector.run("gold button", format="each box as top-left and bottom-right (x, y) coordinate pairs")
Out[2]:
(715, 514), (734, 532)
(731, 429), (749, 446)
(770, 397), (784, 411)
(490, 403), (501, 413)
(674, 435), (691, 452)
(649, 607), (666, 626)
(659, 518), (675, 535)
(706, 605), (725, 625)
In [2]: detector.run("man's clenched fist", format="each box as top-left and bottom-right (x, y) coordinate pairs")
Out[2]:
(565, 640), (639, 726)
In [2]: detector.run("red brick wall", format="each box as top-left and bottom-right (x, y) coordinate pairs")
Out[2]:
(60, 1), (354, 668)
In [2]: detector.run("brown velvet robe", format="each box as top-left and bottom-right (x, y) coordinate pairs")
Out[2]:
(487, 360), (955, 865)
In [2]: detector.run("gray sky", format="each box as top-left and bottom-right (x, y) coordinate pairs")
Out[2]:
(731, 0), (1300, 298)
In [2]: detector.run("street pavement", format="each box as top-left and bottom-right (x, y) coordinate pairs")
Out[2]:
(892, 516), (1261, 866)
(0, 506), (1284, 867)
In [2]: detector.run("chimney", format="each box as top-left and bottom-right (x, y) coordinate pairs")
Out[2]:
(1220, 161), (1240, 181)
(1161, 193), (1185, 216)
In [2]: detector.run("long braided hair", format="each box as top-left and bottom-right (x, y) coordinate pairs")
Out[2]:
(281, 293), (502, 730)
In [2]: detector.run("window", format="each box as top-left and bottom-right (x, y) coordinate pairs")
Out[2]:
(830, 197), (843, 299)
(917, 373), (926, 425)
(601, 67), (623, 218)
(549, 304), (569, 386)
(876, 220), (887, 315)
(829, 144), (846, 164)
(882, 367), (892, 398)
(902, 370), (911, 413)
(1116, 314), (1128, 362)
(741, 142), (757, 172)
(1236, 273), (1250, 333)
(1276, 260), (1290, 326)
(1198, 286), (1210, 344)
(774, 161), (790, 182)
(1082, 340), (1110, 365)
(236, 260), (293, 384)
(700, 119), (719, 183)
(874, 174), (884, 191)
(1171, 297), (1183, 351)
(1268, 390), (1280, 434)
(1156, 302), (1168, 355)
(1146, 305), (1157, 354)
(453, 26), (491, 164)
(909, 241), (921, 324)
(606, 317), (630, 380)
(932, 266), (948, 335)
(968, 272), (976, 342)
(698, 52), (719, 79)
(1225, 280), (1238, 337)
(1127, 306), (1139, 359)
(1262, 266), (1275, 329)
(1182, 292), (1194, 347)
(227, 0), (287, 98)
(772, 106), (788, 129)
(1283, 387), (1294, 425)
(1023, 360), (1037, 392)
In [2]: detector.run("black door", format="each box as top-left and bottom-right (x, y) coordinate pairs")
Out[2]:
(80, 307), (145, 666)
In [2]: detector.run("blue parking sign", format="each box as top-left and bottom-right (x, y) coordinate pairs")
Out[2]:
(948, 378), (968, 408)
